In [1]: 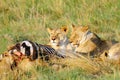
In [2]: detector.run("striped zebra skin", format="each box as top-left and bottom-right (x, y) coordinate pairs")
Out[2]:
(8, 40), (65, 61)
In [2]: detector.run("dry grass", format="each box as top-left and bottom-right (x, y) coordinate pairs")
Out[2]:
(0, 51), (119, 80)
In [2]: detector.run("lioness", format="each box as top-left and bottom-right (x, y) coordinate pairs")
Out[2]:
(47, 26), (78, 58)
(69, 25), (116, 57)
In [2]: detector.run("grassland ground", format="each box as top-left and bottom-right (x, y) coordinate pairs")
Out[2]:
(0, 0), (120, 80)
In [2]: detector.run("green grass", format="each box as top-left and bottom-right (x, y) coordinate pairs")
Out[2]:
(0, 0), (120, 80)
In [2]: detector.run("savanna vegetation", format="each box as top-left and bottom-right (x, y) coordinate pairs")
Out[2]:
(0, 0), (120, 80)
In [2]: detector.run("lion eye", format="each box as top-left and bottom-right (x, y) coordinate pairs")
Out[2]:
(50, 32), (54, 35)
(57, 33), (60, 35)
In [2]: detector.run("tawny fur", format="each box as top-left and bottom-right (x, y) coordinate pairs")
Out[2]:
(100, 43), (120, 64)
(69, 25), (116, 57)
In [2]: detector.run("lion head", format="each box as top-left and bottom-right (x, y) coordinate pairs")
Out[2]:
(69, 24), (89, 48)
(47, 26), (68, 47)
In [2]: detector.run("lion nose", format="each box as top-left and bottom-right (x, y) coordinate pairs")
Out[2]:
(69, 40), (72, 43)
(52, 37), (56, 41)
(75, 44), (79, 47)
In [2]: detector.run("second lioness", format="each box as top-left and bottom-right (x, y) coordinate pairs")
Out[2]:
(69, 25), (117, 57)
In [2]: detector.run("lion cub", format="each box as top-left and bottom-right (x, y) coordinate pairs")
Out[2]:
(47, 26), (74, 57)
(69, 25), (116, 57)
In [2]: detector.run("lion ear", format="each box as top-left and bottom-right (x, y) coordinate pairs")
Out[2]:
(61, 26), (68, 33)
(72, 24), (75, 28)
(81, 26), (89, 32)
(104, 51), (108, 57)
(71, 24), (76, 31)
(47, 28), (52, 34)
